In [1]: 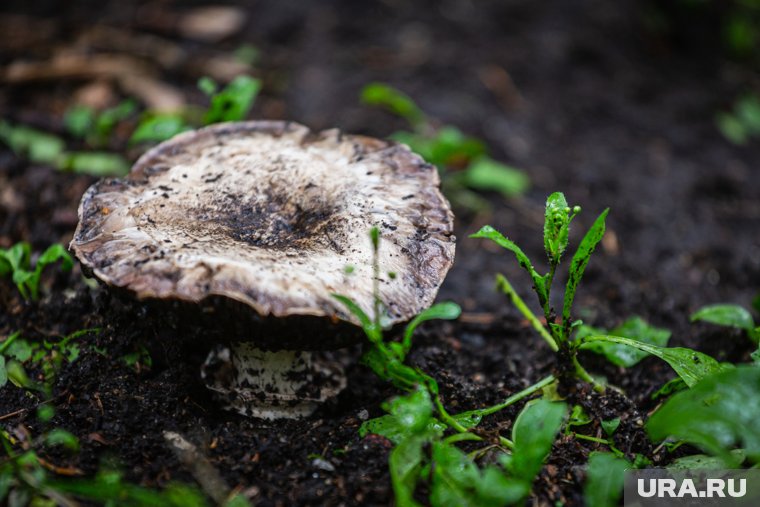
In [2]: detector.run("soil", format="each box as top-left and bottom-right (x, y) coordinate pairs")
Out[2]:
(2, 1), (760, 506)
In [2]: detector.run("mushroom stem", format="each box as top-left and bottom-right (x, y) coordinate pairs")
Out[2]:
(201, 343), (346, 420)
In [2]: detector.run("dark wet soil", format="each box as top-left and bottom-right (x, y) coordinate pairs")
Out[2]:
(2, 1), (760, 505)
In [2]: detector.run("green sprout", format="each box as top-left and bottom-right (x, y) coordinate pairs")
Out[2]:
(130, 75), (262, 145)
(716, 93), (760, 145)
(333, 228), (567, 506)
(64, 100), (136, 147)
(472, 192), (726, 392)
(361, 83), (529, 212)
(0, 121), (129, 177)
(0, 242), (73, 301)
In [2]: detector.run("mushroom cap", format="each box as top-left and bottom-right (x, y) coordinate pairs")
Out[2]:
(71, 121), (455, 344)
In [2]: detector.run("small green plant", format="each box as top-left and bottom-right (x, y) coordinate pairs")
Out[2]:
(64, 100), (137, 147)
(0, 242), (73, 301)
(691, 302), (760, 342)
(361, 83), (529, 211)
(647, 366), (760, 467)
(0, 120), (130, 177)
(716, 93), (760, 144)
(2, 326), (248, 506)
(1, 75), (261, 175)
(0, 328), (99, 395)
(472, 192), (728, 393)
(131, 75), (261, 144)
(334, 228), (567, 506)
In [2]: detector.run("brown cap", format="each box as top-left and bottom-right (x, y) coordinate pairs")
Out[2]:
(71, 121), (455, 339)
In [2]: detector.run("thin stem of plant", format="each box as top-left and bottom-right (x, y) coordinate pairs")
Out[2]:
(571, 355), (604, 392)
(496, 274), (558, 352)
(572, 433), (610, 445)
(477, 374), (556, 417)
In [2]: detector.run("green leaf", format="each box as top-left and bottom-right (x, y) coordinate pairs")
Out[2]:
(37, 404), (55, 422)
(390, 434), (426, 507)
(691, 304), (756, 340)
(427, 127), (486, 168)
(131, 114), (190, 144)
(470, 225), (548, 309)
(601, 418), (621, 437)
(332, 294), (379, 340)
(584, 452), (630, 507)
(0, 121), (65, 164)
(716, 112), (747, 145)
(402, 302), (461, 356)
(579, 335), (725, 387)
(668, 451), (746, 470)
(57, 151), (130, 177)
(94, 100), (136, 140)
(204, 76), (261, 124)
(198, 76), (218, 96)
(647, 366), (760, 464)
(565, 404), (592, 434)
(651, 377), (687, 400)
(543, 192), (570, 263)
(6, 360), (32, 389)
(577, 317), (671, 367)
(0, 330), (21, 355)
(563, 209), (608, 322)
(5, 337), (32, 362)
(461, 156), (529, 198)
(1, 242), (31, 272)
(45, 429), (79, 451)
(361, 83), (425, 128)
(390, 131), (434, 162)
(506, 399), (566, 483)
(736, 94), (760, 134)
(430, 442), (526, 507)
(0, 356), (6, 388)
(64, 105), (95, 138)
(224, 493), (253, 507)
(37, 244), (73, 272)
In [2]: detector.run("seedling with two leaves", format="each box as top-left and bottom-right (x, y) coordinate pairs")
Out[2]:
(334, 228), (567, 507)
(0, 242), (73, 301)
(130, 75), (261, 144)
(361, 83), (529, 212)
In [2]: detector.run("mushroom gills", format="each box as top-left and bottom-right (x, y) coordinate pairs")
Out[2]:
(201, 343), (346, 419)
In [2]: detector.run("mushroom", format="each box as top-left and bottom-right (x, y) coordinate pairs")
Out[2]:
(70, 121), (455, 419)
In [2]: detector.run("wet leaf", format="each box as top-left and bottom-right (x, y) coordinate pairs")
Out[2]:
(131, 114), (190, 144)
(668, 451), (746, 470)
(0, 121), (65, 164)
(462, 156), (529, 198)
(579, 335), (725, 387)
(601, 418), (621, 437)
(647, 366), (760, 464)
(504, 399), (566, 483)
(58, 152), (130, 177)
(204, 76), (261, 124)
(584, 452), (630, 507)
(361, 83), (425, 128)
(563, 209), (608, 322)
(543, 192), (570, 263)
(430, 442), (526, 507)
(691, 304), (758, 341)
(471, 226), (548, 309)
(577, 316), (671, 367)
